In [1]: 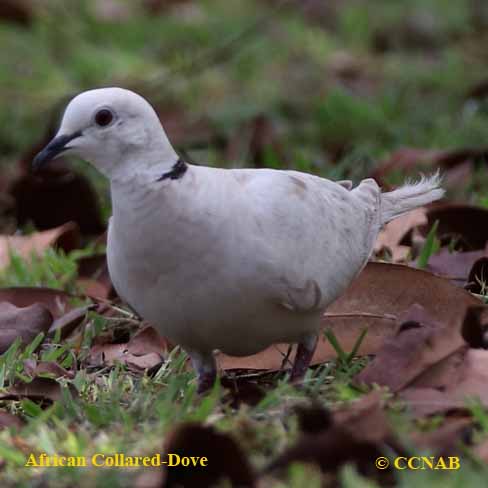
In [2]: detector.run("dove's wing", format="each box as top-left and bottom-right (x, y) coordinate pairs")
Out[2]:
(208, 168), (382, 313)
(337, 180), (353, 190)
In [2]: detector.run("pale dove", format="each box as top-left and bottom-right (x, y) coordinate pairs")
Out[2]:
(33, 88), (444, 392)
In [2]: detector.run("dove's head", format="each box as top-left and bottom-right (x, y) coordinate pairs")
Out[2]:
(33, 87), (178, 181)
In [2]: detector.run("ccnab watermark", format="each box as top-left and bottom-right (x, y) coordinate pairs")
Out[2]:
(375, 456), (460, 471)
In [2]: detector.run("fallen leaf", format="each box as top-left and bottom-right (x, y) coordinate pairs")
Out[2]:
(126, 352), (163, 371)
(0, 377), (75, 403)
(425, 248), (486, 286)
(0, 287), (78, 318)
(446, 349), (488, 404)
(161, 423), (255, 488)
(355, 304), (465, 392)
(0, 302), (52, 353)
(48, 305), (93, 340)
(23, 359), (74, 379)
(422, 204), (488, 250)
(374, 207), (427, 261)
(127, 326), (168, 356)
(401, 349), (488, 416)
(88, 326), (166, 372)
(77, 253), (115, 299)
(0, 222), (80, 270)
(217, 263), (480, 371)
(406, 347), (467, 392)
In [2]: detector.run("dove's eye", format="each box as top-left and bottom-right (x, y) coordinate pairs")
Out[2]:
(94, 108), (114, 127)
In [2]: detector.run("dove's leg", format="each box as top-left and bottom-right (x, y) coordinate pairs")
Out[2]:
(189, 350), (217, 394)
(290, 333), (318, 381)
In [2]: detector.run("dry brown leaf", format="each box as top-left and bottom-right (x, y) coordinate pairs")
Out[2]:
(398, 307), (488, 403)
(23, 359), (74, 379)
(374, 207), (427, 262)
(77, 253), (115, 299)
(0, 302), (53, 353)
(218, 263), (480, 371)
(423, 204), (488, 250)
(0, 222), (80, 270)
(407, 347), (467, 391)
(0, 377), (75, 403)
(48, 305), (93, 340)
(445, 349), (488, 404)
(0, 287), (77, 318)
(401, 349), (488, 416)
(355, 304), (466, 392)
(128, 326), (169, 356)
(426, 248), (487, 286)
(88, 326), (166, 372)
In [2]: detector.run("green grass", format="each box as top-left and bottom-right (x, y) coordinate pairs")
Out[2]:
(1, 0), (488, 187)
(0, 306), (486, 486)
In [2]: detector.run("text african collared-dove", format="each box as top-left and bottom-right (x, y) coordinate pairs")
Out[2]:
(33, 88), (444, 392)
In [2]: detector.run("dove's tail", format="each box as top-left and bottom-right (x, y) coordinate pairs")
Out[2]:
(381, 172), (444, 225)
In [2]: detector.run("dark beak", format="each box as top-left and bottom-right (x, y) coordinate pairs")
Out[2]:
(32, 131), (82, 172)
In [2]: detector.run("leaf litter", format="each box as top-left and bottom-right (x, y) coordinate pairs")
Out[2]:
(4, 230), (487, 484)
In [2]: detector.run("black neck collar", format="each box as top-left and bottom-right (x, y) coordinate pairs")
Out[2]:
(157, 158), (188, 182)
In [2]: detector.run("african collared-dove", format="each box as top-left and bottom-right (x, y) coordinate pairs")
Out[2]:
(33, 88), (444, 392)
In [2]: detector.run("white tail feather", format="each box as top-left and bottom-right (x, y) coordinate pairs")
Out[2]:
(381, 172), (444, 225)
